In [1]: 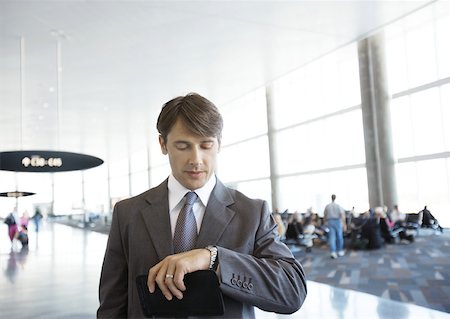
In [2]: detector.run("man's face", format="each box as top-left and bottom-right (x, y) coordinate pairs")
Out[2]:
(159, 119), (220, 190)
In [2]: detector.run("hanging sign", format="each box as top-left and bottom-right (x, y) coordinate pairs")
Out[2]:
(0, 191), (35, 198)
(0, 150), (104, 172)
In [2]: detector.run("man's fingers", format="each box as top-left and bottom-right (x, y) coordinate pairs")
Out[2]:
(173, 270), (186, 292)
(147, 249), (209, 300)
(147, 263), (161, 293)
(165, 272), (184, 300)
(148, 262), (174, 301)
(155, 267), (174, 300)
(163, 262), (185, 299)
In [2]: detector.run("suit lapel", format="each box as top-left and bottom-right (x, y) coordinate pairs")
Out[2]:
(140, 180), (173, 260)
(196, 180), (235, 248)
(139, 178), (235, 258)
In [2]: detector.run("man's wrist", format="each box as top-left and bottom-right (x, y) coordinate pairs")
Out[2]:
(205, 245), (218, 271)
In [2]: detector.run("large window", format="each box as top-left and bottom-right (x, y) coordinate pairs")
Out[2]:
(53, 172), (83, 214)
(84, 165), (109, 214)
(219, 88), (270, 201)
(278, 168), (368, 215)
(221, 88), (267, 145)
(34, 0), (448, 225)
(275, 109), (365, 176)
(386, 2), (450, 226)
(271, 43), (366, 215)
(271, 44), (361, 130)
(219, 136), (270, 184)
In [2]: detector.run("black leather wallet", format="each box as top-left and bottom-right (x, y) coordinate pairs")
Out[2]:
(136, 270), (224, 317)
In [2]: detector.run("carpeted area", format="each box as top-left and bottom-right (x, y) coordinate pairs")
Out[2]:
(293, 229), (450, 313)
(56, 216), (450, 313)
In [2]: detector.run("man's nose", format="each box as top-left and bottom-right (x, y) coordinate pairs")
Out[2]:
(189, 146), (203, 166)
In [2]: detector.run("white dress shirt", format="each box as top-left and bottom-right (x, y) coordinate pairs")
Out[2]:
(168, 174), (217, 238)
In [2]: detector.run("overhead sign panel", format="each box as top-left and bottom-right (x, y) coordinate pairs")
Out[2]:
(0, 191), (35, 197)
(0, 150), (104, 172)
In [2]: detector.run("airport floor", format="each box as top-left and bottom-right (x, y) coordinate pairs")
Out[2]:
(0, 222), (449, 319)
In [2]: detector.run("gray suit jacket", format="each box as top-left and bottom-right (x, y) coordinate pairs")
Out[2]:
(98, 178), (307, 318)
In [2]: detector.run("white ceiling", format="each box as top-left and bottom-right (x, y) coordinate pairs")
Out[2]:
(0, 0), (436, 165)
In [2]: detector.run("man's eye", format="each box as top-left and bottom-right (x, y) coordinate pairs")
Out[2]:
(201, 142), (214, 149)
(175, 143), (189, 150)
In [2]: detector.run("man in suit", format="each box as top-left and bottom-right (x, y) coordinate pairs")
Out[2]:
(97, 93), (307, 318)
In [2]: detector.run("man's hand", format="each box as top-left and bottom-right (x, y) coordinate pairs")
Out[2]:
(147, 248), (210, 301)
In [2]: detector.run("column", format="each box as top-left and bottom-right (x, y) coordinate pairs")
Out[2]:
(358, 31), (398, 209)
(265, 85), (280, 211)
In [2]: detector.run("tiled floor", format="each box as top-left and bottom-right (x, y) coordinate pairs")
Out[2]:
(1, 222), (449, 319)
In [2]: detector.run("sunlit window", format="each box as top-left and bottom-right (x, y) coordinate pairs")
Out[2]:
(234, 179), (272, 208)
(219, 136), (270, 184)
(53, 171), (83, 214)
(274, 109), (365, 175)
(18, 172), (53, 215)
(405, 23), (437, 88)
(110, 175), (130, 199)
(395, 158), (450, 224)
(436, 11), (450, 79)
(390, 96), (415, 159)
(130, 149), (149, 173)
(0, 172), (20, 216)
(409, 88), (445, 155)
(150, 164), (170, 188)
(84, 165), (109, 214)
(278, 168), (368, 216)
(149, 130), (168, 168)
(221, 88), (267, 145)
(391, 88), (446, 158)
(441, 84), (450, 151)
(130, 170), (149, 196)
(395, 162), (419, 211)
(271, 43), (360, 130)
(386, 3), (450, 226)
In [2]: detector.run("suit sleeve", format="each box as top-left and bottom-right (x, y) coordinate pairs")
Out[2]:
(216, 201), (307, 314)
(97, 204), (128, 318)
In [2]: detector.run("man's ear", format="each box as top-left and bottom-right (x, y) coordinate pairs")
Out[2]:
(159, 135), (168, 155)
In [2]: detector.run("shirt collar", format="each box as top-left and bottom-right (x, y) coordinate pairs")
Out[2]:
(168, 174), (217, 210)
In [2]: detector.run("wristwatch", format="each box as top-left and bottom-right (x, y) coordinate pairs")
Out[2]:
(205, 245), (218, 271)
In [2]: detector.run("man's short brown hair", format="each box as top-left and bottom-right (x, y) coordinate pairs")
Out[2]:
(157, 93), (223, 144)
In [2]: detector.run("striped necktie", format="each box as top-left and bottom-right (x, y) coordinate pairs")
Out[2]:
(173, 192), (198, 253)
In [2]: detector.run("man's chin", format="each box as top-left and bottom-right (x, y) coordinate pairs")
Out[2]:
(180, 177), (207, 190)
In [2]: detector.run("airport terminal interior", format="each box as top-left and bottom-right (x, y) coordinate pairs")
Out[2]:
(1, 1), (450, 318)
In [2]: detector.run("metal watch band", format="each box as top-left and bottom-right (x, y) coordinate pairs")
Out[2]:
(206, 245), (218, 270)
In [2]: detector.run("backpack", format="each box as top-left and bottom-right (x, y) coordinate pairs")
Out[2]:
(4, 214), (16, 226)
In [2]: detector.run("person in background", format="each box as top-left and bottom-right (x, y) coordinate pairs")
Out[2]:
(350, 206), (358, 218)
(273, 212), (287, 240)
(285, 211), (304, 244)
(323, 194), (346, 259)
(31, 208), (43, 233)
(390, 204), (406, 228)
(421, 205), (443, 233)
(301, 216), (316, 253)
(20, 211), (29, 229)
(97, 92), (307, 318)
(310, 212), (328, 242)
(4, 208), (19, 245)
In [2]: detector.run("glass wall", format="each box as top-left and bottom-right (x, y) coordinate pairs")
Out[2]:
(2, 2), (448, 228)
(0, 171), (53, 218)
(84, 165), (109, 215)
(271, 43), (366, 215)
(219, 88), (271, 205)
(385, 3), (450, 226)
